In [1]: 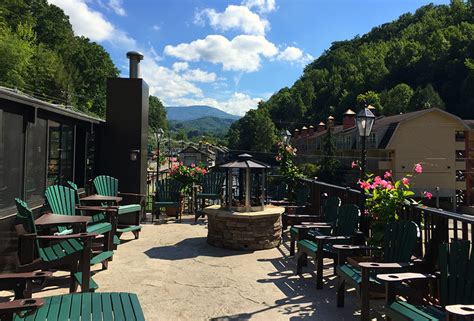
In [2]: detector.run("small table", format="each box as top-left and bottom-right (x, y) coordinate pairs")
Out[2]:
(80, 195), (123, 203)
(35, 214), (91, 233)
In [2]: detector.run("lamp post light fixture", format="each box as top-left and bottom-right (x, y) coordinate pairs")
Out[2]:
(355, 107), (376, 180)
(155, 128), (164, 170)
(280, 129), (292, 145)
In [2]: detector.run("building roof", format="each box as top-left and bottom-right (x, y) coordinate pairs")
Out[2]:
(0, 86), (104, 124)
(219, 153), (270, 169)
(344, 109), (356, 115)
(178, 145), (212, 156)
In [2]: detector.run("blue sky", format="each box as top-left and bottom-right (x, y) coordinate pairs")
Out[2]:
(48, 0), (449, 115)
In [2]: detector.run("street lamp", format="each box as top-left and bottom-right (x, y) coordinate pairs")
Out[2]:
(355, 107), (375, 180)
(280, 129), (291, 145)
(155, 128), (164, 171)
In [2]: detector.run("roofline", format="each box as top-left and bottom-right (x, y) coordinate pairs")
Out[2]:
(0, 86), (104, 124)
(386, 108), (469, 148)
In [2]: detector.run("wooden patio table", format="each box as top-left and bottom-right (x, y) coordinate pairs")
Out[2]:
(80, 195), (123, 203)
(35, 214), (91, 233)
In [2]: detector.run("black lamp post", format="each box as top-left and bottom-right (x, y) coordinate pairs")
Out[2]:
(355, 108), (375, 181)
(280, 129), (291, 145)
(155, 128), (164, 171)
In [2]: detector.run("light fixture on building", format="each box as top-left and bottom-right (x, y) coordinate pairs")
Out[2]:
(355, 107), (376, 180)
(130, 149), (140, 161)
(280, 129), (291, 145)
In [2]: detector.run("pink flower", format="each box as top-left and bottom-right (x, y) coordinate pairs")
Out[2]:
(386, 183), (394, 190)
(359, 180), (372, 190)
(379, 179), (389, 188)
(414, 163), (423, 174)
(351, 161), (358, 169)
(402, 177), (410, 185)
(384, 171), (392, 179)
(373, 176), (382, 187)
(191, 163), (195, 168)
(424, 191), (433, 200)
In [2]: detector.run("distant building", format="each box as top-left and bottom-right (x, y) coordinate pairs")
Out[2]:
(292, 108), (472, 205)
(178, 145), (215, 167)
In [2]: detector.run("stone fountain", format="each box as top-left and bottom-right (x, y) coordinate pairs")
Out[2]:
(204, 154), (284, 250)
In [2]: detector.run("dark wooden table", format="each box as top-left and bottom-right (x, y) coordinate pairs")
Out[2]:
(35, 214), (91, 233)
(80, 195), (123, 203)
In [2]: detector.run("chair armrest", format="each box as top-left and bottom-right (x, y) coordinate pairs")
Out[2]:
(446, 305), (474, 317)
(376, 272), (435, 283)
(0, 298), (44, 318)
(358, 261), (413, 270)
(314, 235), (352, 242)
(333, 244), (381, 252)
(36, 232), (97, 240)
(118, 192), (146, 198)
(76, 206), (118, 212)
(0, 271), (53, 281)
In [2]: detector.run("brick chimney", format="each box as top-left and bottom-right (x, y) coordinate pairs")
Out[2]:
(308, 125), (314, 135)
(294, 128), (300, 138)
(301, 126), (308, 137)
(343, 108), (356, 129)
(318, 122), (325, 132)
(327, 116), (335, 128)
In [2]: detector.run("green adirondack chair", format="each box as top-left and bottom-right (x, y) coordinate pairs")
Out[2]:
(153, 178), (182, 222)
(288, 196), (341, 255)
(335, 220), (419, 321)
(92, 175), (143, 238)
(296, 204), (360, 289)
(44, 185), (114, 267)
(67, 181), (121, 247)
(14, 199), (98, 293)
(380, 239), (474, 321)
(0, 272), (145, 321)
(195, 172), (225, 222)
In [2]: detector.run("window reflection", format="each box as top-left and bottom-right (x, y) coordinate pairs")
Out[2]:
(26, 118), (47, 202)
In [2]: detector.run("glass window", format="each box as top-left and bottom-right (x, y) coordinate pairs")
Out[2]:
(0, 111), (24, 211)
(26, 118), (47, 202)
(47, 122), (74, 185)
(85, 132), (96, 184)
(344, 135), (351, 148)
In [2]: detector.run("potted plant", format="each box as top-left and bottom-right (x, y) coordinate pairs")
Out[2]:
(356, 162), (430, 245)
(170, 162), (207, 215)
(275, 141), (304, 202)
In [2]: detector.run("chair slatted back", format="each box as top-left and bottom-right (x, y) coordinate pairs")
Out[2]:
(383, 220), (418, 263)
(322, 196), (341, 225)
(201, 172), (225, 195)
(439, 240), (474, 306)
(67, 181), (81, 205)
(14, 198), (40, 250)
(333, 204), (359, 236)
(93, 175), (119, 197)
(45, 185), (78, 233)
(155, 179), (181, 203)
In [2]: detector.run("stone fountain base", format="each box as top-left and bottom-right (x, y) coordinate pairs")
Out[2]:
(204, 205), (284, 251)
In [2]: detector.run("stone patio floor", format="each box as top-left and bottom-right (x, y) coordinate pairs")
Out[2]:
(20, 215), (384, 320)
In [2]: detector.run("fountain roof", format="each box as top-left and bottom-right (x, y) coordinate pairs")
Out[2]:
(219, 153), (270, 169)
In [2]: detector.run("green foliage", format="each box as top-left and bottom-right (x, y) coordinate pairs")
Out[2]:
(149, 95), (168, 133)
(0, 0), (118, 117)
(275, 142), (304, 201)
(170, 163), (207, 194)
(299, 162), (320, 179)
(408, 83), (445, 110)
(169, 116), (234, 143)
(227, 109), (277, 152)
(381, 83), (414, 115)
(356, 91), (381, 110)
(318, 126), (340, 183)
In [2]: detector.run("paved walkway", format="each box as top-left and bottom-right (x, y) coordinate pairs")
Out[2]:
(26, 216), (368, 320)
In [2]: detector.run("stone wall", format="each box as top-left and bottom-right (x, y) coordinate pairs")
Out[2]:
(207, 211), (282, 251)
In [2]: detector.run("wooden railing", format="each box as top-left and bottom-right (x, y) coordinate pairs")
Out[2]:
(302, 178), (474, 270)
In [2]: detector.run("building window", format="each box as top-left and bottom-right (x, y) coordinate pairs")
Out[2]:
(0, 110), (24, 211)
(456, 170), (466, 182)
(336, 136), (343, 149)
(25, 119), (47, 202)
(344, 135), (351, 149)
(455, 131), (465, 142)
(456, 150), (466, 161)
(47, 122), (74, 185)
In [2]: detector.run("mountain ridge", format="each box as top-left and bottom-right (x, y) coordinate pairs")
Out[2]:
(165, 105), (240, 121)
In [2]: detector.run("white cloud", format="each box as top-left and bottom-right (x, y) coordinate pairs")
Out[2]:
(107, 0), (126, 16)
(276, 46), (314, 65)
(171, 92), (261, 116)
(243, 0), (276, 13)
(164, 34), (278, 72)
(48, 0), (135, 47)
(152, 25), (160, 31)
(172, 62), (189, 72)
(196, 5), (269, 36)
(183, 69), (217, 83)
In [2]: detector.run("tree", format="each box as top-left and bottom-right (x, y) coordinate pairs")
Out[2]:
(318, 124), (340, 184)
(148, 95), (168, 132)
(175, 128), (187, 141)
(381, 83), (414, 115)
(356, 91), (382, 110)
(408, 83), (445, 110)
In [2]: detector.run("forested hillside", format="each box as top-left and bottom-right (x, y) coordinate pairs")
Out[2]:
(0, 0), (118, 117)
(228, 1), (474, 152)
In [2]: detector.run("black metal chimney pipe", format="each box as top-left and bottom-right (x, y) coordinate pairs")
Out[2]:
(126, 51), (144, 78)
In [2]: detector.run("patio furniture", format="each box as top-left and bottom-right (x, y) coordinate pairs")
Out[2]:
(0, 272), (145, 321)
(379, 239), (474, 321)
(335, 220), (419, 321)
(45, 185), (115, 267)
(14, 199), (97, 293)
(153, 178), (182, 222)
(92, 176), (143, 239)
(288, 196), (341, 255)
(195, 171), (225, 222)
(296, 204), (360, 289)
